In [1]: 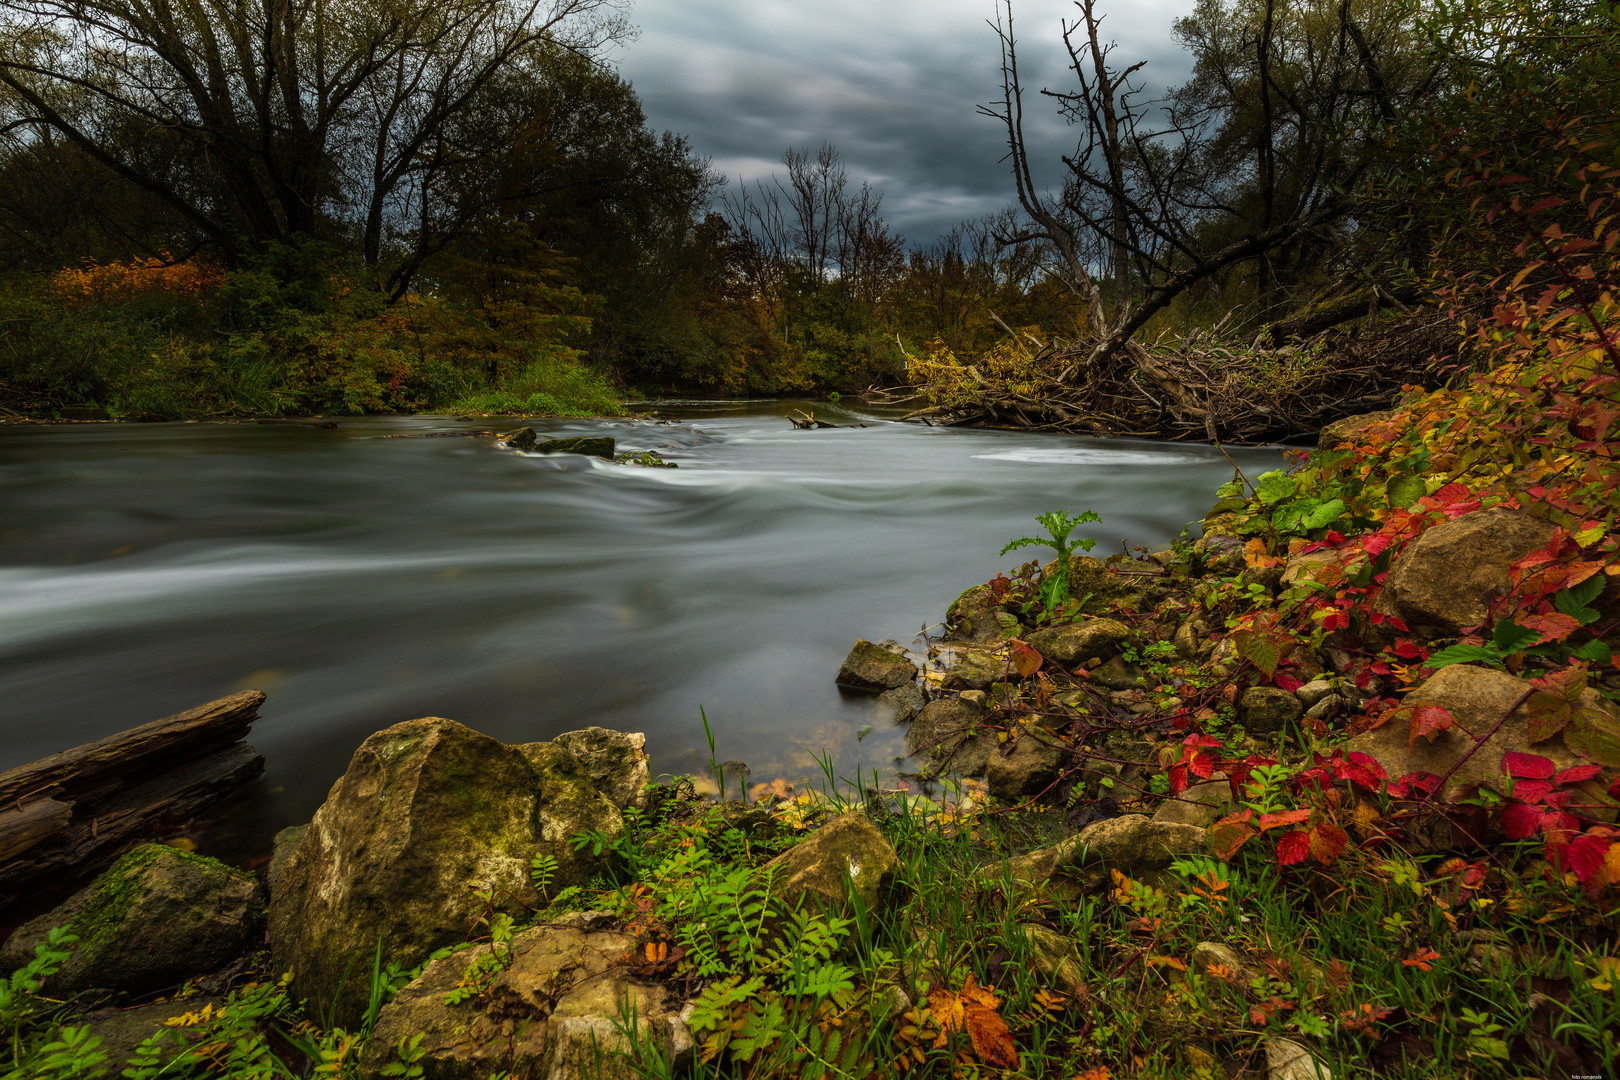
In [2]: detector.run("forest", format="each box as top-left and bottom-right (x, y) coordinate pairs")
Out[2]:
(0, 0), (1605, 424)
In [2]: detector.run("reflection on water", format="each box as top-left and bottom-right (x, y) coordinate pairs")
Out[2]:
(0, 401), (1283, 858)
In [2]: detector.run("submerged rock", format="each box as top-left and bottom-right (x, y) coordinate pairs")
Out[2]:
(501, 426), (538, 450)
(533, 436), (617, 459)
(835, 639), (919, 693)
(269, 717), (626, 1028)
(0, 844), (257, 996)
(878, 682), (926, 725)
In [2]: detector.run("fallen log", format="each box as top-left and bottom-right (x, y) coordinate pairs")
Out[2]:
(0, 690), (266, 911)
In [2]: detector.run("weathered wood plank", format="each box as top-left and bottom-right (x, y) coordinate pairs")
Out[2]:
(0, 742), (264, 908)
(0, 799), (73, 862)
(0, 690), (265, 807)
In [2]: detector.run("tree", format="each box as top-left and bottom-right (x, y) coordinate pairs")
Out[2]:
(0, 0), (630, 285)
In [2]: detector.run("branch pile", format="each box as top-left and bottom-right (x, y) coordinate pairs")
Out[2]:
(903, 310), (1464, 443)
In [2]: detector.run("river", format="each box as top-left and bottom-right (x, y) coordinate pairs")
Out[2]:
(0, 401), (1284, 859)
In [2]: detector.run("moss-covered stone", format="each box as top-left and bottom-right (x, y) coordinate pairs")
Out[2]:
(534, 435), (616, 458)
(1026, 618), (1131, 667)
(0, 843), (257, 995)
(270, 717), (622, 1029)
(759, 813), (898, 915)
(944, 585), (1021, 644)
(1239, 686), (1304, 736)
(834, 639), (919, 693)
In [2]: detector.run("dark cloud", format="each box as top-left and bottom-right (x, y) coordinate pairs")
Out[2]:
(615, 0), (1197, 244)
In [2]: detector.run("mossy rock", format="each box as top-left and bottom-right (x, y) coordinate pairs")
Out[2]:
(944, 584), (1022, 643)
(0, 844), (258, 995)
(759, 813), (898, 915)
(269, 717), (624, 1029)
(1042, 556), (1144, 613)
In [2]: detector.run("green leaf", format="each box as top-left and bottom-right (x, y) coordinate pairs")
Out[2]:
(1571, 639), (1613, 664)
(1210, 497), (1248, 513)
(1301, 498), (1346, 529)
(1492, 620), (1540, 655)
(1426, 643), (1503, 668)
(1215, 480), (1245, 499)
(1555, 577), (1605, 625)
(1566, 709), (1620, 767)
(1255, 471), (1297, 506)
(1386, 475), (1428, 508)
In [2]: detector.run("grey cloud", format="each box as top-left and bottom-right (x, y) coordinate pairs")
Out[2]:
(615, 0), (1198, 244)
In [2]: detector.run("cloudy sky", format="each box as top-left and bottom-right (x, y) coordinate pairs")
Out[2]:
(613, 0), (1199, 245)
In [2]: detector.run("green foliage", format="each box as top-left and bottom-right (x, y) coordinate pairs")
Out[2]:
(1000, 509), (1102, 609)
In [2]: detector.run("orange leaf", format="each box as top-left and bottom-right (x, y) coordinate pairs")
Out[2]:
(964, 1004), (1019, 1069)
(1402, 703), (1455, 748)
(1308, 821), (1350, 865)
(1518, 612), (1582, 645)
(1258, 808), (1312, 833)
(1010, 642), (1043, 677)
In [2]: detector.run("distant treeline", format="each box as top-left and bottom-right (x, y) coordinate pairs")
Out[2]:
(0, 0), (1611, 418)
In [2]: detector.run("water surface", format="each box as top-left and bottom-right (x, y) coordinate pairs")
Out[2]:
(0, 401), (1283, 857)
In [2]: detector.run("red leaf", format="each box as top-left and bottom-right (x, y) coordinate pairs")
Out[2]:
(1511, 779), (1556, 803)
(1363, 534), (1390, 556)
(1565, 833), (1617, 885)
(1502, 802), (1543, 840)
(1405, 704), (1455, 749)
(1555, 764), (1603, 785)
(1518, 612), (1582, 645)
(1502, 751), (1557, 780)
(1308, 822), (1350, 865)
(1259, 808), (1312, 833)
(1275, 830), (1311, 866)
(1387, 772), (1440, 799)
(1009, 643), (1043, 677)
(1210, 820), (1257, 862)
(1393, 639), (1424, 660)
(1343, 752), (1387, 791)
(1275, 673), (1303, 693)
(1189, 751), (1217, 779)
(1168, 763), (1189, 795)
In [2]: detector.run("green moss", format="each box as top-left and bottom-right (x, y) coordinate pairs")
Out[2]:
(69, 844), (242, 955)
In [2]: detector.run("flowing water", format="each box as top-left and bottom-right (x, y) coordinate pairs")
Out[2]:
(0, 401), (1284, 860)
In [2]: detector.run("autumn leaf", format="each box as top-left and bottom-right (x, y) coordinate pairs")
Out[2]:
(1209, 810), (1258, 861)
(1402, 703), (1455, 748)
(1275, 830), (1311, 865)
(1502, 751), (1557, 780)
(965, 1007), (1019, 1069)
(1009, 642), (1043, 677)
(1401, 949), (1441, 971)
(1258, 808), (1312, 833)
(932, 974), (1018, 1069)
(1308, 821), (1350, 865)
(1517, 611), (1582, 645)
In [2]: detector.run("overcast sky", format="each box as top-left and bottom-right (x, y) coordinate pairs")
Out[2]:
(613, 0), (1198, 246)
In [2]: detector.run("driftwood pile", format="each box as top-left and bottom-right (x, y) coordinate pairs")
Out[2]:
(0, 690), (266, 911)
(901, 310), (1462, 443)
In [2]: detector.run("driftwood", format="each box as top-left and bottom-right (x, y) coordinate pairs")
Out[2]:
(0, 690), (266, 910)
(903, 310), (1464, 443)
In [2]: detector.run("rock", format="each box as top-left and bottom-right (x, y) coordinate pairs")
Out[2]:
(1318, 409), (1394, 451)
(759, 813), (897, 914)
(532, 436), (616, 458)
(361, 919), (691, 1080)
(939, 648), (1010, 691)
(944, 584), (1019, 644)
(1295, 679), (1335, 709)
(79, 996), (225, 1074)
(1152, 778), (1234, 829)
(986, 735), (1066, 802)
(1374, 508), (1558, 637)
(502, 426), (538, 450)
(266, 824), (307, 897)
(1282, 550), (1343, 588)
(1072, 814), (1207, 870)
(1043, 556), (1143, 611)
(1266, 1036), (1333, 1080)
(550, 728), (650, 811)
(1240, 687), (1304, 736)
(878, 682), (926, 725)
(269, 717), (623, 1028)
(1191, 941), (1251, 979)
(1242, 563), (1286, 593)
(1026, 618), (1131, 667)
(1304, 695), (1345, 722)
(835, 639), (919, 693)
(1088, 654), (1147, 691)
(1192, 535), (1245, 576)
(0, 844), (257, 996)
(1018, 923), (1085, 996)
(905, 698), (993, 777)
(1175, 615), (1212, 661)
(1346, 664), (1619, 800)
(984, 815), (1205, 898)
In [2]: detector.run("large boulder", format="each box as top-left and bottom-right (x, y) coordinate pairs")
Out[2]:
(834, 639), (919, 693)
(905, 697), (994, 778)
(1026, 618), (1131, 667)
(759, 813), (898, 915)
(944, 585), (1021, 644)
(361, 914), (690, 1080)
(0, 844), (257, 995)
(1346, 664), (1619, 800)
(269, 718), (623, 1028)
(1374, 508), (1557, 637)
(549, 728), (650, 811)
